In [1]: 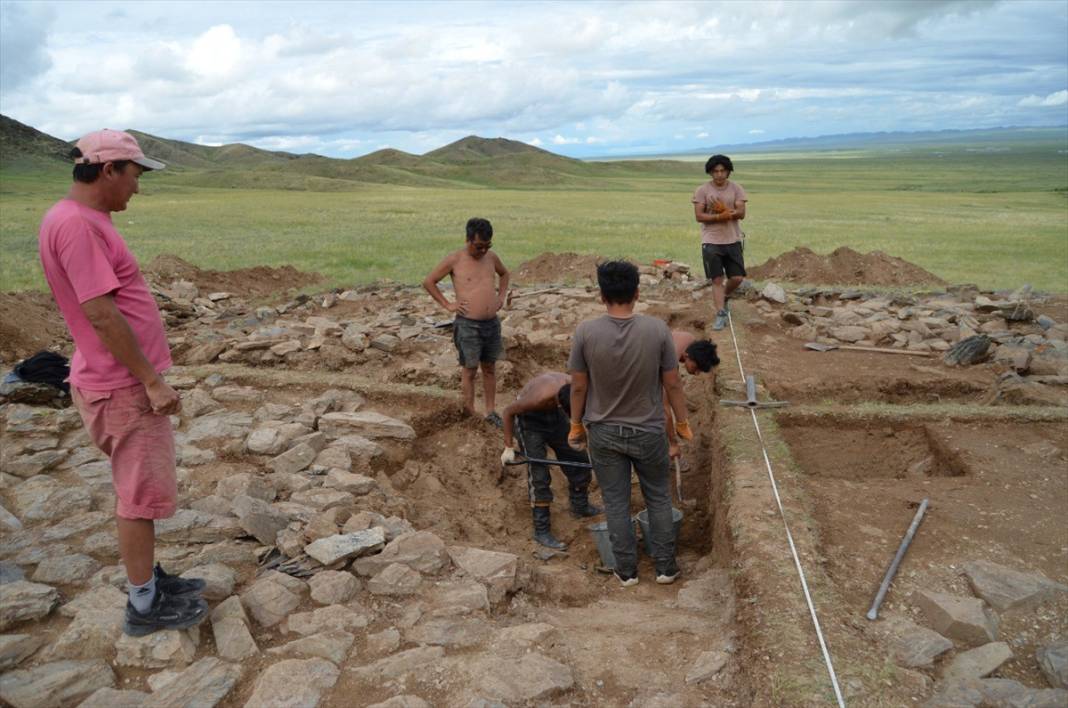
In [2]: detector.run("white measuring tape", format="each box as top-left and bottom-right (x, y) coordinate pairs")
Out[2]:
(725, 311), (847, 707)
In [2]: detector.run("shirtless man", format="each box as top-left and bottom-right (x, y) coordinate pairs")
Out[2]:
(423, 217), (510, 425)
(500, 372), (601, 549)
(664, 330), (719, 458)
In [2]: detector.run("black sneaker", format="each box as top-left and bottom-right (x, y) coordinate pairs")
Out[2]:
(655, 560), (681, 585)
(154, 563), (206, 597)
(614, 569), (639, 588)
(123, 590), (208, 637)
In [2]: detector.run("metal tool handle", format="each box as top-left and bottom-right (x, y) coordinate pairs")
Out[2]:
(505, 456), (592, 470)
(745, 374), (758, 405)
(867, 498), (929, 620)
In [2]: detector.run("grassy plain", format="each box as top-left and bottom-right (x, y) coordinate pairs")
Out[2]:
(2, 140), (1065, 292)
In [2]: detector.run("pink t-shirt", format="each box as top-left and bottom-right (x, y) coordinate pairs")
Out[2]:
(692, 180), (748, 245)
(38, 198), (171, 390)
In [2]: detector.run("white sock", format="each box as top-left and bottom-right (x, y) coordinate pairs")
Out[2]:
(129, 575), (157, 614)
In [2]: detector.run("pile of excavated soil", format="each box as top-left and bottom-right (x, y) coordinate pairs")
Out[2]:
(748, 246), (945, 287)
(144, 254), (322, 298)
(0, 291), (71, 363)
(514, 252), (602, 285)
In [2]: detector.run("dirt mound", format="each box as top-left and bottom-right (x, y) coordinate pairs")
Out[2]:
(144, 254), (322, 299)
(748, 246), (945, 287)
(0, 291), (71, 363)
(514, 252), (602, 285)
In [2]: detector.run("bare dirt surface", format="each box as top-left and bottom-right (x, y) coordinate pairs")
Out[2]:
(144, 254), (322, 299)
(514, 252), (602, 285)
(749, 246), (947, 287)
(0, 291), (70, 363)
(2, 250), (1066, 707)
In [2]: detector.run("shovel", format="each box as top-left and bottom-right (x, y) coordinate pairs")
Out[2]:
(805, 342), (932, 357)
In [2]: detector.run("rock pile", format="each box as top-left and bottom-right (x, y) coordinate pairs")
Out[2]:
(0, 367), (590, 707)
(751, 283), (1068, 404)
(871, 560), (1068, 707)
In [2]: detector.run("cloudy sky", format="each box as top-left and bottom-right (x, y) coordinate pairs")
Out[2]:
(1, 0), (1065, 158)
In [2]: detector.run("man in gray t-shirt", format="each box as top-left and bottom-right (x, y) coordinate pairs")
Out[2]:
(568, 260), (693, 586)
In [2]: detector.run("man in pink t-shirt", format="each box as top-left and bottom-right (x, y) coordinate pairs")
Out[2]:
(692, 154), (748, 331)
(38, 129), (206, 636)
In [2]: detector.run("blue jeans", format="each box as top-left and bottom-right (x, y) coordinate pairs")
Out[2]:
(587, 423), (675, 574)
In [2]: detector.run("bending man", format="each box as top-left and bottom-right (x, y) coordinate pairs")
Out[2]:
(501, 372), (602, 550)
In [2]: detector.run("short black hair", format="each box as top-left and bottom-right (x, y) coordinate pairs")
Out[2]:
(466, 217), (493, 242)
(685, 340), (719, 372)
(70, 147), (131, 183)
(596, 260), (639, 305)
(557, 383), (572, 416)
(705, 154), (734, 175)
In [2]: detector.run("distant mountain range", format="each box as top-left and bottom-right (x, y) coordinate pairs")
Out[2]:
(692, 126), (1068, 155)
(2, 114), (1064, 191)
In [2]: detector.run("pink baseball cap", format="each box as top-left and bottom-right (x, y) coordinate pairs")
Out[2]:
(74, 129), (166, 171)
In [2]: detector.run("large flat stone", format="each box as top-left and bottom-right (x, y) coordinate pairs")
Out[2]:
(304, 529), (386, 565)
(0, 659), (115, 708)
(464, 653), (574, 703)
(11, 476), (92, 522)
(267, 630), (355, 664)
(231, 495), (290, 546)
(308, 570), (359, 605)
(0, 580), (59, 630)
(212, 616), (258, 661)
(943, 642), (1013, 682)
(267, 443), (317, 475)
(446, 546), (518, 604)
(1037, 640), (1068, 689)
(151, 657), (243, 707)
(352, 646), (445, 681)
(241, 574), (306, 628)
(353, 531), (450, 577)
(115, 628), (199, 669)
(885, 617), (954, 669)
(285, 604), (369, 636)
(244, 658), (339, 707)
(925, 678), (1068, 708)
(155, 509), (244, 544)
(44, 607), (124, 660)
(912, 589), (998, 647)
(367, 563), (423, 596)
(962, 560), (1068, 613)
(0, 633), (46, 671)
(318, 411), (415, 440)
(685, 650), (729, 684)
(79, 687), (149, 707)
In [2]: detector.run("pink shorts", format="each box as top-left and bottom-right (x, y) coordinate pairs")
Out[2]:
(72, 383), (177, 520)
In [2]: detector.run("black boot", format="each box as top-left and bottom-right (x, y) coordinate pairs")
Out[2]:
(532, 507), (567, 550)
(569, 487), (603, 518)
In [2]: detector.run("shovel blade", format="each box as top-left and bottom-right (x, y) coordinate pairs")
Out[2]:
(805, 342), (837, 352)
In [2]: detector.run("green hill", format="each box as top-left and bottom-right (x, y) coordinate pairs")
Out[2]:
(0, 115), (72, 169)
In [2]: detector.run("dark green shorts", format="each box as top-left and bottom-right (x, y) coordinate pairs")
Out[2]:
(453, 315), (503, 368)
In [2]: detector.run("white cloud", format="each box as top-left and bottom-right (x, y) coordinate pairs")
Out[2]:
(748, 129), (765, 135)
(1, 1), (1064, 158)
(527, 137), (543, 146)
(186, 25), (242, 78)
(1018, 90), (1068, 107)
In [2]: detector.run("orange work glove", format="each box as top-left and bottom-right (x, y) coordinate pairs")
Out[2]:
(675, 420), (694, 441)
(568, 421), (587, 450)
